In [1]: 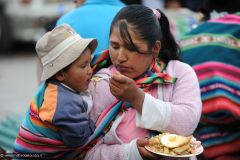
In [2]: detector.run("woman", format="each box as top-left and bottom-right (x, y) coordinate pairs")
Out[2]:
(86, 5), (202, 160)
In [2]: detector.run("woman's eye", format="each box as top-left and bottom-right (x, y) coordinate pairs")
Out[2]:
(125, 44), (139, 52)
(110, 43), (119, 49)
(127, 47), (136, 52)
(112, 46), (119, 49)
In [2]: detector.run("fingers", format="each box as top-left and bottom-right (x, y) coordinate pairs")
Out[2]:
(109, 77), (121, 87)
(109, 77), (121, 93)
(137, 139), (149, 147)
(111, 72), (127, 84)
(137, 139), (162, 160)
(109, 72), (128, 94)
(109, 80), (121, 96)
(109, 71), (138, 102)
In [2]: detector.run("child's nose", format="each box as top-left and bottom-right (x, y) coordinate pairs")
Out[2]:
(87, 67), (93, 75)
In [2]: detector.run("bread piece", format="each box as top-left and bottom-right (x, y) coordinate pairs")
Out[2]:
(172, 144), (190, 154)
(149, 136), (160, 146)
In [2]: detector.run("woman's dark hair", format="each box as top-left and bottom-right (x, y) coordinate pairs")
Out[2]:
(110, 4), (181, 64)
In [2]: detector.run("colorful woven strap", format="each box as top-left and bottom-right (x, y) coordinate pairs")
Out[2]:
(91, 50), (112, 74)
(135, 60), (177, 90)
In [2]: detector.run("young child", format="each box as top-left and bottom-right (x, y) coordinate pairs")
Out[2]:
(13, 24), (97, 159)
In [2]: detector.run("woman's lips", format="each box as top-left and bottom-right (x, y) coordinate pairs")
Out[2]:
(116, 65), (131, 72)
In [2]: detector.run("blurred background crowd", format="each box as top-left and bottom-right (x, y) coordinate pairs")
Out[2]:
(0, 0), (207, 52)
(0, 0), (239, 159)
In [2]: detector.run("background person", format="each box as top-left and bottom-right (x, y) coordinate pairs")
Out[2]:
(163, 0), (203, 39)
(180, 0), (240, 159)
(83, 5), (202, 160)
(56, 0), (125, 56)
(74, 0), (85, 7)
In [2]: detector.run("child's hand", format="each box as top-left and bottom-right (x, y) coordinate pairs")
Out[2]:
(109, 71), (145, 113)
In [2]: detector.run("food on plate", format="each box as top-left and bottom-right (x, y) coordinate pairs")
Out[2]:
(147, 133), (202, 156)
(160, 133), (192, 148)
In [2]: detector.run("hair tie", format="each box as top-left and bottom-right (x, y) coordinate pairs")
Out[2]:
(152, 9), (161, 19)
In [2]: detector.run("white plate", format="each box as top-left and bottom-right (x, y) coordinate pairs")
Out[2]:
(145, 145), (204, 158)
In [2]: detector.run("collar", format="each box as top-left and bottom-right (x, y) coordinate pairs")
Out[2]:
(60, 82), (77, 92)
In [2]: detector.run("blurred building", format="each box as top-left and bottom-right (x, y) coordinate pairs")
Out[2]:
(0, 0), (74, 51)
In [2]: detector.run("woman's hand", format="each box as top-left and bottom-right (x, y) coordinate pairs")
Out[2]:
(109, 71), (145, 113)
(137, 139), (163, 160)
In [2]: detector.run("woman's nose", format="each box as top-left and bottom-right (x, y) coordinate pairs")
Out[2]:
(117, 48), (128, 62)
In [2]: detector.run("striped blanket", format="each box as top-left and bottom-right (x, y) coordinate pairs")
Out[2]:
(180, 12), (240, 160)
(13, 83), (82, 159)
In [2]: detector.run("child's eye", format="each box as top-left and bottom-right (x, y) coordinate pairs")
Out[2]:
(80, 64), (87, 68)
(80, 62), (91, 68)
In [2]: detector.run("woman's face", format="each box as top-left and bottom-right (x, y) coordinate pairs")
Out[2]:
(109, 26), (154, 79)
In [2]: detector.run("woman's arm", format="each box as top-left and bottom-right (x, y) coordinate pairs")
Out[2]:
(137, 62), (202, 135)
(109, 62), (201, 135)
(109, 71), (145, 113)
(164, 63), (202, 135)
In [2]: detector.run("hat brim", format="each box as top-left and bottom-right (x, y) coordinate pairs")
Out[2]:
(41, 38), (97, 81)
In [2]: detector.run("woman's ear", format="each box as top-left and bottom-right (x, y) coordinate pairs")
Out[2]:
(152, 40), (161, 58)
(54, 71), (65, 82)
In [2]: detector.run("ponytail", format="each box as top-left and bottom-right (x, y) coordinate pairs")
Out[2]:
(156, 9), (181, 63)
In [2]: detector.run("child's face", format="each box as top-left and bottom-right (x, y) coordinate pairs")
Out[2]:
(62, 48), (92, 92)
